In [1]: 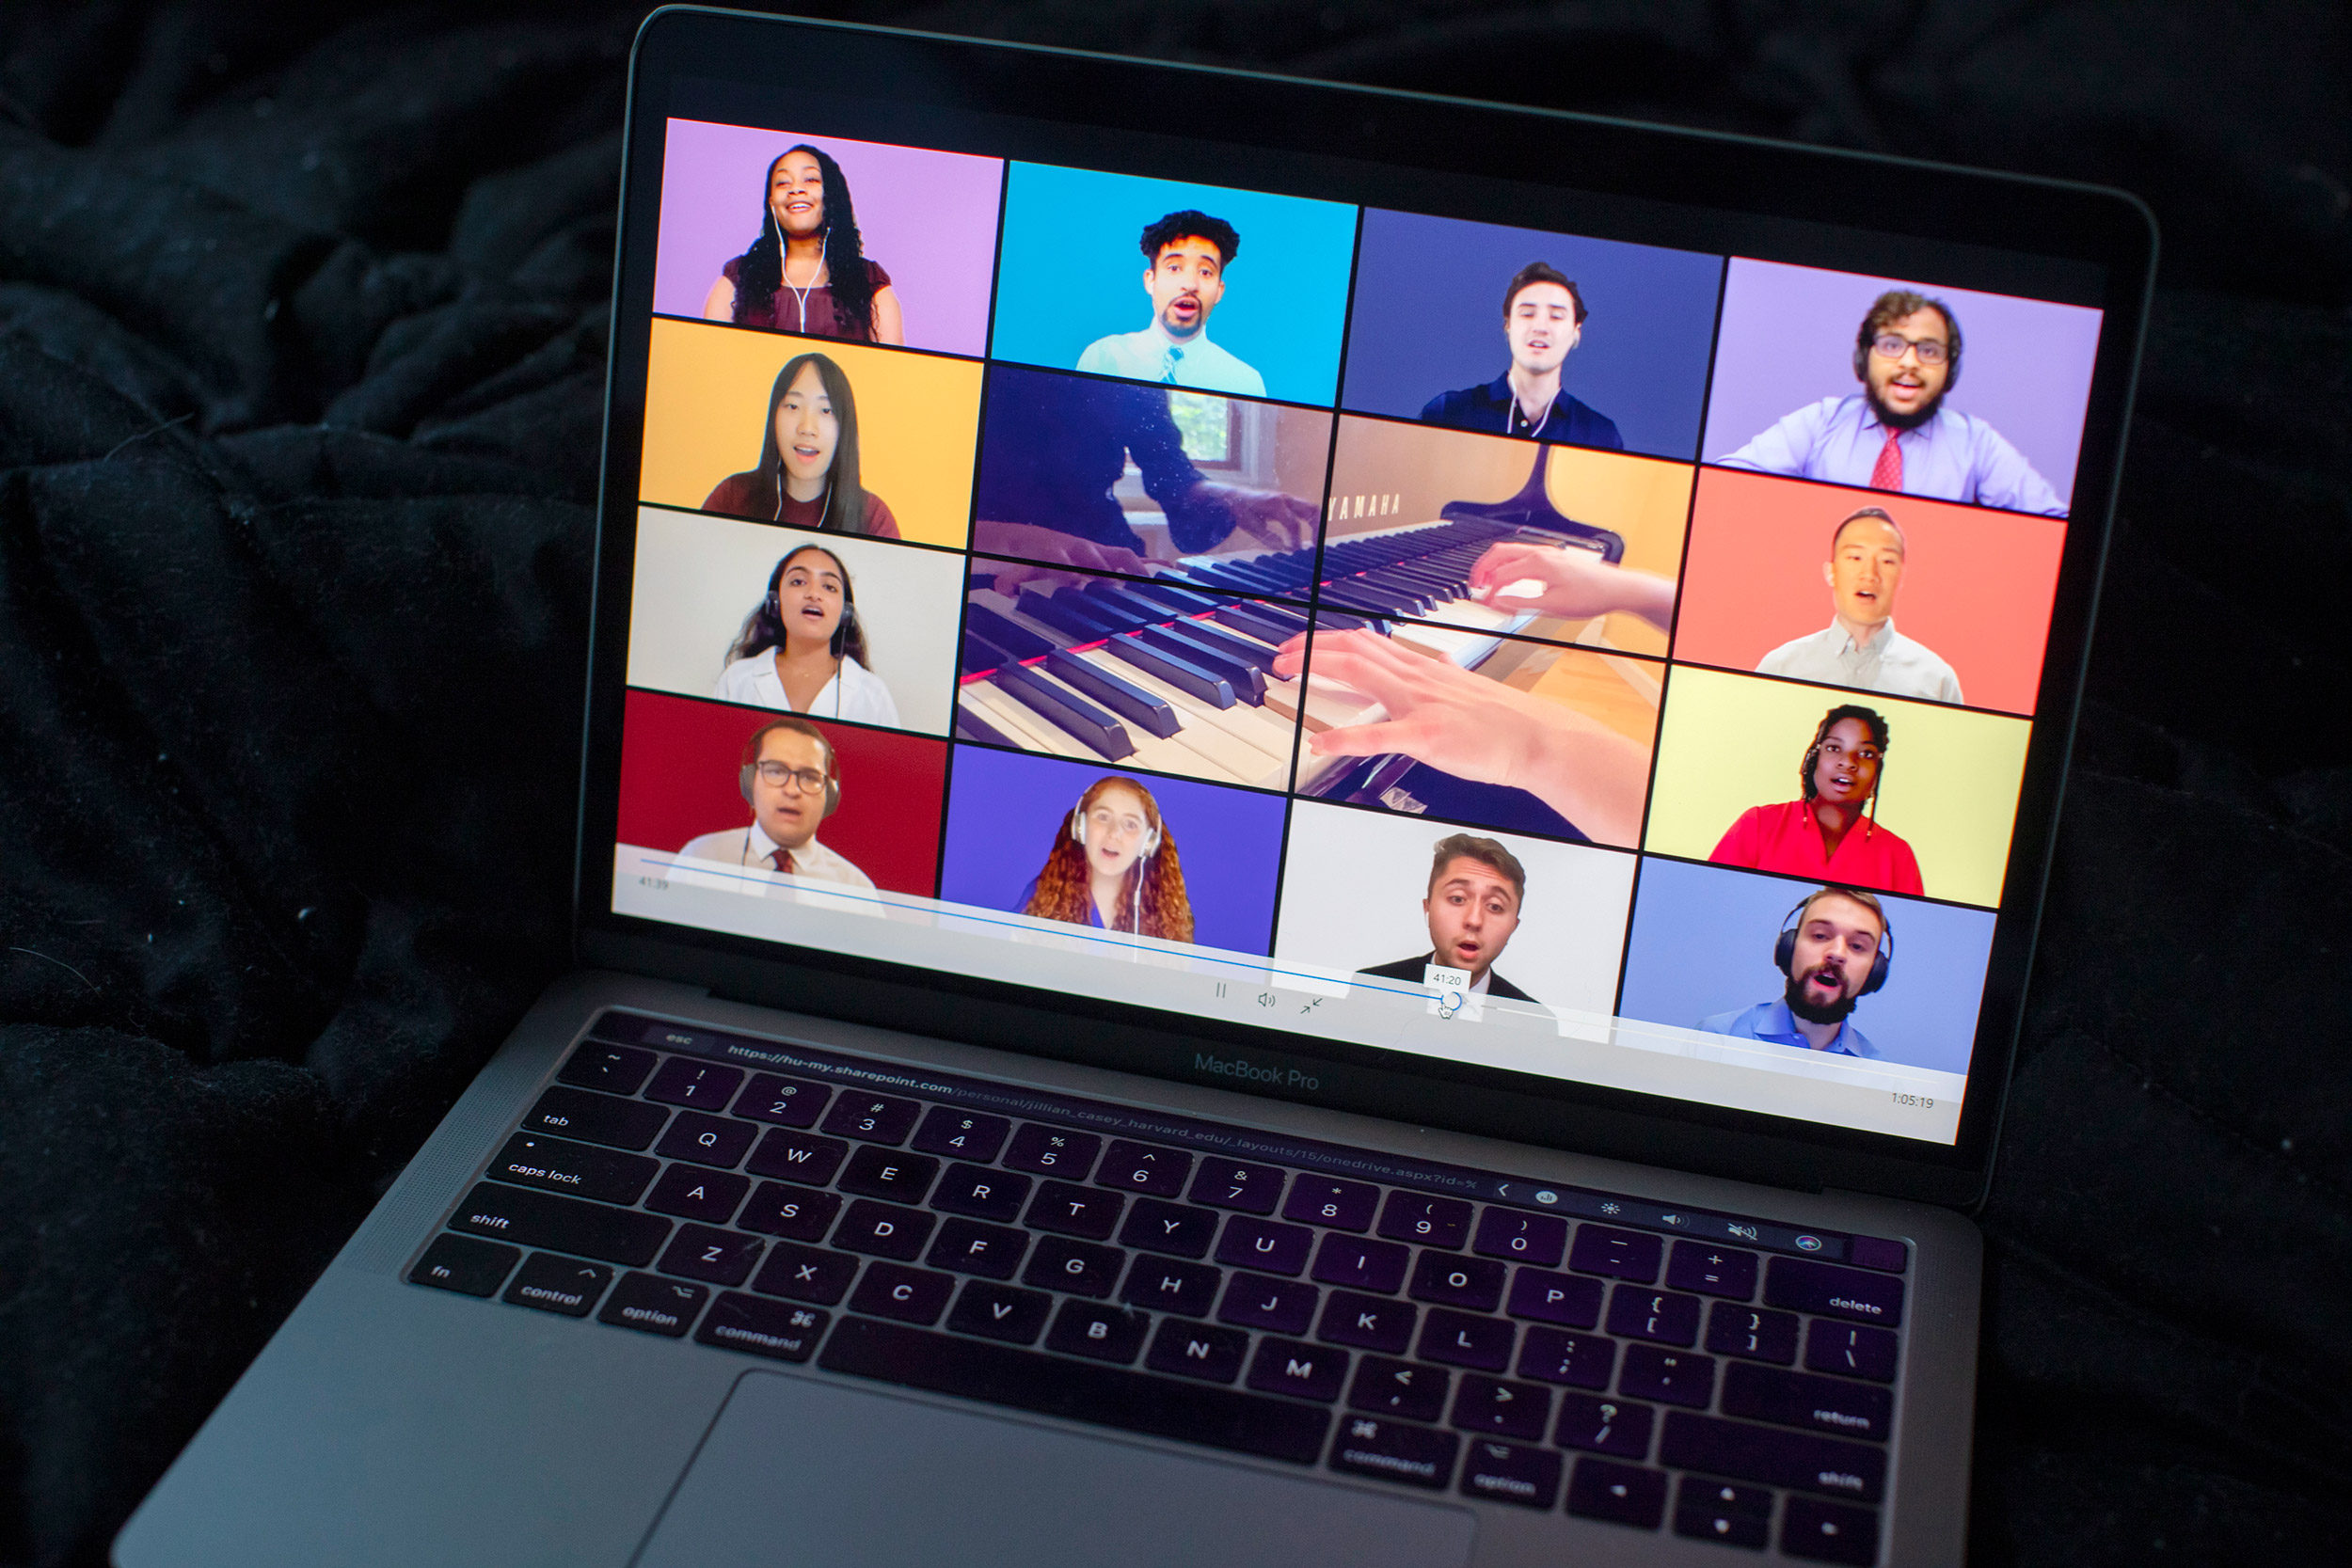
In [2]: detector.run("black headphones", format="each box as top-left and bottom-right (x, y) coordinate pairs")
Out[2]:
(1852, 299), (1963, 391)
(739, 720), (842, 818)
(1774, 891), (1893, 996)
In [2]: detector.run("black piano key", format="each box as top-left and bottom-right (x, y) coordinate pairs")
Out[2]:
(1127, 582), (1225, 616)
(1109, 634), (1238, 707)
(1210, 561), (1297, 594)
(955, 703), (1017, 748)
(1018, 589), (1127, 644)
(1179, 563), (1279, 595)
(1216, 603), (1307, 642)
(963, 603), (1056, 661)
(1045, 651), (1183, 738)
(1080, 583), (1178, 630)
(1313, 610), (1372, 633)
(961, 634), (1009, 676)
(993, 662), (1136, 759)
(1144, 626), (1267, 704)
(1172, 617), (1279, 673)
(818, 1315), (1332, 1465)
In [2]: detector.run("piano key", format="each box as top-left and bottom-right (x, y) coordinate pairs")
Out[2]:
(1172, 617), (1281, 673)
(1142, 625), (1267, 703)
(1018, 589), (1126, 643)
(1102, 636), (1236, 708)
(1067, 650), (1295, 782)
(970, 670), (1279, 787)
(963, 603), (1055, 661)
(990, 663), (1136, 759)
(1044, 650), (1183, 738)
(955, 702), (1016, 748)
(1125, 582), (1226, 616)
(1215, 603), (1308, 642)
(1081, 583), (1182, 629)
(961, 682), (1096, 760)
(961, 634), (1010, 676)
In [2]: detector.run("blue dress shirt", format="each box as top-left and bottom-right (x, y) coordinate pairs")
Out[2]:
(1420, 374), (1625, 451)
(1698, 999), (1883, 1059)
(1715, 394), (2067, 516)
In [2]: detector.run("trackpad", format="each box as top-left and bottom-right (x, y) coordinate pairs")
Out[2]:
(635, 1371), (1475, 1567)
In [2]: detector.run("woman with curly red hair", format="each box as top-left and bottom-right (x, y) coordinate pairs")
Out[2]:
(1019, 777), (1194, 942)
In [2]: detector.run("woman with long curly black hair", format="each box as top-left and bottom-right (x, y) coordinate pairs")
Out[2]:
(703, 144), (905, 344)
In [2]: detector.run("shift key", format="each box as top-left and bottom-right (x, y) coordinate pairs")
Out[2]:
(521, 1085), (670, 1151)
(450, 1182), (671, 1268)
(487, 1132), (659, 1206)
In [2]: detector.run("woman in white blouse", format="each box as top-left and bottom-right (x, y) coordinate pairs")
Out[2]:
(715, 543), (901, 725)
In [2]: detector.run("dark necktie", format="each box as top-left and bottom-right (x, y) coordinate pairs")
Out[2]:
(769, 848), (795, 875)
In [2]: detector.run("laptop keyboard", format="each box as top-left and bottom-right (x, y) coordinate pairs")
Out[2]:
(409, 1011), (1909, 1563)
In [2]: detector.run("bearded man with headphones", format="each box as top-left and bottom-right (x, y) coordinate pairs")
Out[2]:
(676, 717), (877, 894)
(1697, 885), (1892, 1059)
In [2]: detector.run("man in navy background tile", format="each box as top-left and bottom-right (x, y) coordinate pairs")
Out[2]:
(1420, 262), (1624, 450)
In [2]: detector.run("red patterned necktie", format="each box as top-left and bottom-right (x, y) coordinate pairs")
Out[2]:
(1867, 428), (1903, 491)
(769, 848), (795, 875)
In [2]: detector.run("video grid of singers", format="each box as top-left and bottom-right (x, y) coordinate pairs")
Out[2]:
(614, 119), (2102, 1081)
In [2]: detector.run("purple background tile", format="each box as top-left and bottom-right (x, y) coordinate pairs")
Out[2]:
(938, 746), (1289, 956)
(651, 119), (1003, 357)
(1700, 258), (2104, 506)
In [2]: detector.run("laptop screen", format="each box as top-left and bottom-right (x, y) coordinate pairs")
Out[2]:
(596, 61), (2118, 1155)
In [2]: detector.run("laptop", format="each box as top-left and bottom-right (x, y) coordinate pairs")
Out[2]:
(113, 8), (2154, 1565)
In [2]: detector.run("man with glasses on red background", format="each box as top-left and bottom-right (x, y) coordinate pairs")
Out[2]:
(678, 717), (876, 891)
(1718, 289), (2068, 516)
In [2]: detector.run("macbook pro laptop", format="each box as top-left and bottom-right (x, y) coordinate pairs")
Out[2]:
(114, 9), (2154, 1565)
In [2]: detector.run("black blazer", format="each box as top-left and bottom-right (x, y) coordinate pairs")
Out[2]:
(1359, 953), (1537, 1004)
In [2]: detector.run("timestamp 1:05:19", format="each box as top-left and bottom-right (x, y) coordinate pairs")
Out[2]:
(1889, 1091), (1936, 1109)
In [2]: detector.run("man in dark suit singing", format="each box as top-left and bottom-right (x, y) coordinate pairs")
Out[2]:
(1359, 832), (1538, 1003)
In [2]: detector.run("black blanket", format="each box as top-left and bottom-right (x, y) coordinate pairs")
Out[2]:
(3, 4), (2345, 1563)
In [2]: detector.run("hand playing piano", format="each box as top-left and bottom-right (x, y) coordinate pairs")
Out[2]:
(1272, 628), (1650, 847)
(1188, 483), (1322, 554)
(1467, 542), (1677, 631)
(974, 522), (1158, 595)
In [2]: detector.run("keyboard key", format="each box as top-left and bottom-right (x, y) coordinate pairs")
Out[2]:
(1449, 1374), (1551, 1440)
(696, 1292), (828, 1362)
(1722, 1363), (1893, 1441)
(1316, 1291), (1416, 1354)
(1458, 1439), (1561, 1509)
(1766, 1257), (1905, 1328)
(946, 1279), (1052, 1344)
(1329, 1416), (1456, 1489)
(745, 1128), (849, 1187)
(1569, 1224), (1661, 1283)
(644, 1057), (743, 1112)
(1517, 1325), (1615, 1389)
(912, 1107), (1010, 1163)
(729, 1071), (830, 1128)
(1409, 1252), (1506, 1311)
(834, 1199), (935, 1261)
(1187, 1158), (1285, 1214)
(1120, 1256), (1224, 1317)
(1022, 1235), (1125, 1298)
(1378, 1192), (1471, 1249)
(1281, 1177), (1378, 1231)
(1216, 1216), (1313, 1275)
(1676, 1503), (1770, 1548)
(1472, 1209), (1567, 1268)
(597, 1272), (707, 1338)
(486, 1132), (658, 1207)
(1046, 1301), (1151, 1363)
(657, 1223), (764, 1287)
(656, 1110), (756, 1169)
(1348, 1356), (1450, 1421)
(1606, 1284), (1701, 1346)
(820, 1092), (923, 1147)
(409, 1234), (517, 1297)
(1848, 1235), (1909, 1275)
(1667, 1241), (1759, 1299)
(1566, 1457), (1668, 1529)
(1658, 1411), (1887, 1502)
(1309, 1233), (1409, 1292)
(1681, 1476), (1773, 1516)
(837, 1146), (941, 1205)
(1096, 1140), (1193, 1197)
(1783, 1497), (1881, 1564)
(1619, 1344), (1716, 1408)
(735, 1182), (840, 1242)
(1804, 1320), (1900, 1384)
(1216, 1272), (1318, 1335)
(1246, 1336), (1346, 1402)
(1003, 1124), (1100, 1179)
(926, 1217), (1028, 1279)
(1553, 1392), (1655, 1459)
(502, 1252), (612, 1317)
(930, 1163), (1031, 1223)
(450, 1182), (670, 1267)
(1118, 1198), (1218, 1259)
(521, 1085), (667, 1151)
(1026, 1180), (1124, 1241)
(644, 1164), (750, 1224)
(1708, 1302), (1801, 1364)
(558, 1041), (656, 1096)
(1506, 1267), (1601, 1326)
(1147, 1318), (1249, 1383)
(818, 1316), (1332, 1465)
(850, 1261), (956, 1325)
(1417, 1307), (1514, 1371)
(749, 1241), (859, 1306)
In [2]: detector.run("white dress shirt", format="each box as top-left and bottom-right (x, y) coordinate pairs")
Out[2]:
(676, 821), (876, 890)
(1075, 322), (1266, 396)
(1756, 618), (1964, 705)
(713, 653), (900, 727)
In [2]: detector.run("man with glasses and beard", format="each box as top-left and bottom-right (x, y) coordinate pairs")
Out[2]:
(678, 718), (876, 892)
(1699, 886), (1890, 1059)
(1717, 289), (2067, 516)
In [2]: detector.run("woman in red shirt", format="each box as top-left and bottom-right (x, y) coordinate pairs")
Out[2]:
(702, 144), (904, 344)
(701, 352), (900, 537)
(1709, 704), (1925, 895)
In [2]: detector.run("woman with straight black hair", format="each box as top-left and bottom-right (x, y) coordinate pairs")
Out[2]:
(715, 543), (900, 725)
(703, 144), (904, 344)
(702, 352), (901, 537)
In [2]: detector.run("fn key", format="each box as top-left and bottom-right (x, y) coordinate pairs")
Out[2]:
(410, 1235), (518, 1297)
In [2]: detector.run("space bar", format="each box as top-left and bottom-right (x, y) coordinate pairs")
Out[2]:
(818, 1316), (1331, 1465)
